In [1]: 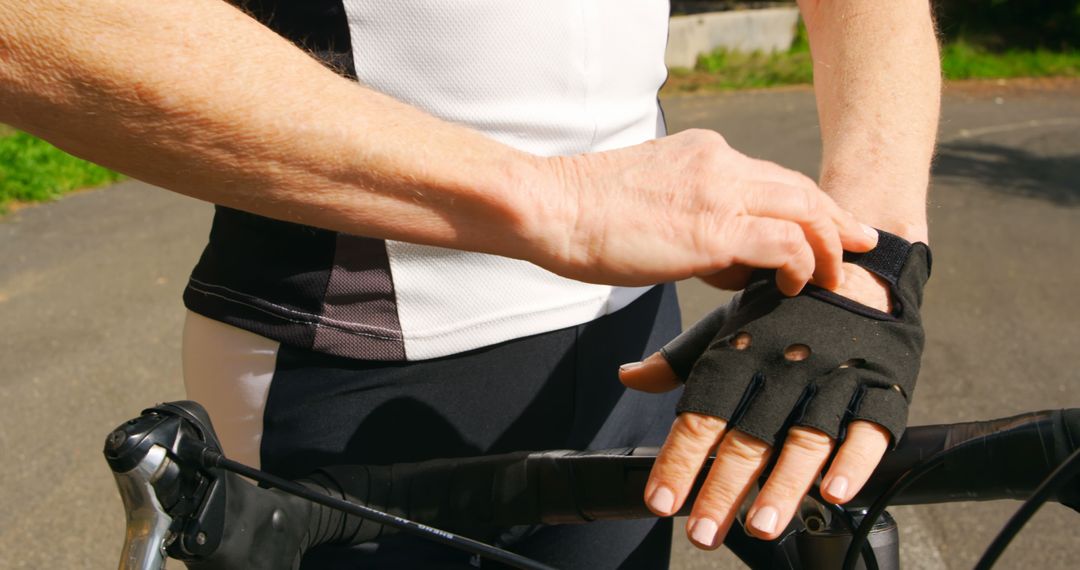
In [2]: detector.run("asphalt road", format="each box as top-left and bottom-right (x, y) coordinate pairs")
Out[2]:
(1, 80), (1078, 569)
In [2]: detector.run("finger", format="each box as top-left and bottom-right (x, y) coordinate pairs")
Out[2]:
(656, 302), (732, 380)
(725, 216), (808, 271)
(742, 158), (877, 254)
(742, 184), (845, 290)
(838, 210), (880, 253)
(744, 427), (834, 540)
(820, 420), (890, 504)
(645, 413), (728, 518)
(686, 430), (771, 549)
(775, 238), (814, 296)
(619, 352), (681, 393)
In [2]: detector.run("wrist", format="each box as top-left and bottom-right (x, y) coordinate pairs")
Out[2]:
(505, 152), (588, 275)
(818, 174), (930, 245)
(867, 220), (929, 246)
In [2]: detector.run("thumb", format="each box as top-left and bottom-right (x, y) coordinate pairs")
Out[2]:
(619, 352), (682, 393)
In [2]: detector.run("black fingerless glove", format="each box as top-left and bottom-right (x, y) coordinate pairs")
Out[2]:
(665, 231), (931, 446)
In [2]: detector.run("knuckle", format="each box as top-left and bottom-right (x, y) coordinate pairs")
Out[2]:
(794, 243), (814, 272)
(779, 225), (805, 256)
(698, 129), (728, 147)
(762, 470), (812, 503)
(848, 419), (892, 442)
(685, 129), (729, 157)
(793, 170), (817, 189)
(784, 427), (835, 459)
(694, 482), (743, 517)
(655, 443), (704, 481)
(678, 413), (727, 442)
(790, 426), (834, 450)
(836, 437), (885, 469)
(801, 188), (823, 220)
(723, 431), (770, 466)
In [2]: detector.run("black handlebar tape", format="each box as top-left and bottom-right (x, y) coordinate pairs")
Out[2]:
(849, 409), (1080, 510)
(300, 409), (1080, 544)
(300, 451), (579, 545)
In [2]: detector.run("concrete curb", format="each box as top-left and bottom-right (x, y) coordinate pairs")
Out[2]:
(666, 7), (800, 69)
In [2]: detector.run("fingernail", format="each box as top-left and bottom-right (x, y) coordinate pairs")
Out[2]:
(826, 476), (849, 501)
(861, 224), (879, 240)
(647, 486), (675, 514)
(619, 361), (644, 372)
(690, 518), (719, 547)
(749, 506), (779, 535)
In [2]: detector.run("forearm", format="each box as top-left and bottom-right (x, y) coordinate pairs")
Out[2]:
(0, 1), (884, 290)
(0, 1), (550, 259)
(798, 0), (940, 243)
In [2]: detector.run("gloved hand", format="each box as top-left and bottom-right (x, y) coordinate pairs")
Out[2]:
(620, 230), (931, 548)
(668, 230), (931, 445)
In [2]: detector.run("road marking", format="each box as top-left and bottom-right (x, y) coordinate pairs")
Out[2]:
(944, 117), (1080, 143)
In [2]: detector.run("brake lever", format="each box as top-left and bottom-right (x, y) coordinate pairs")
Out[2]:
(105, 402), (324, 570)
(104, 403), (230, 569)
(104, 409), (186, 570)
(109, 441), (174, 570)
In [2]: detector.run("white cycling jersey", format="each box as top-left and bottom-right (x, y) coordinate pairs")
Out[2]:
(184, 0), (671, 360)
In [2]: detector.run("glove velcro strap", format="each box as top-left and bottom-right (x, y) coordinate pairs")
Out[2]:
(843, 230), (919, 286)
(806, 230), (931, 321)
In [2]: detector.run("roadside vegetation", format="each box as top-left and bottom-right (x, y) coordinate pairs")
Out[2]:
(940, 41), (1080, 80)
(0, 130), (124, 214)
(664, 22), (1080, 95)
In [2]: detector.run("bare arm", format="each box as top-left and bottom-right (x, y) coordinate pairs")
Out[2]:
(0, 0), (542, 257)
(798, 0), (940, 310)
(800, 0), (940, 244)
(0, 0), (875, 287)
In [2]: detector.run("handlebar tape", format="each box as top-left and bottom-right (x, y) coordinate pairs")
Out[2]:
(175, 408), (1078, 570)
(850, 408), (1080, 509)
(298, 409), (1079, 548)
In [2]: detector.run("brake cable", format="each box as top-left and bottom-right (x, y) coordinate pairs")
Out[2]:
(198, 448), (557, 570)
(843, 437), (1080, 570)
(974, 447), (1080, 569)
(841, 452), (947, 570)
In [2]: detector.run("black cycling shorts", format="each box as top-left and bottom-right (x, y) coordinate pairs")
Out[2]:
(184, 284), (683, 569)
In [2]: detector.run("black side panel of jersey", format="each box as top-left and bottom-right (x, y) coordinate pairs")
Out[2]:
(185, 2), (407, 356)
(230, 0), (357, 78)
(185, 207), (337, 349)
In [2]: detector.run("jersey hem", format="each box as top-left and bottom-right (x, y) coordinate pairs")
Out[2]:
(184, 278), (653, 361)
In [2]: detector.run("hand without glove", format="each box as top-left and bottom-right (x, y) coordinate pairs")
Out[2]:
(665, 231), (931, 445)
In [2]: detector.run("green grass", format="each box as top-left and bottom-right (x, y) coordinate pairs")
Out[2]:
(941, 39), (1080, 79)
(664, 23), (1080, 94)
(687, 48), (813, 90)
(0, 131), (124, 214)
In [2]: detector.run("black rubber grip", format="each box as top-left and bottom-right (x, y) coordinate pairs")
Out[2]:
(302, 409), (1080, 546)
(850, 408), (1080, 509)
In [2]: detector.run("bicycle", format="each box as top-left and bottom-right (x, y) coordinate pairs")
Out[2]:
(105, 399), (1080, 570)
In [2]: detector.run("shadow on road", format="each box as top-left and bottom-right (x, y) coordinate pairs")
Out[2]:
(933, 141), (1080, 206)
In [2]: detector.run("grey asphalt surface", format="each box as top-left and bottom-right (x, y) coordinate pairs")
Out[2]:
(1, 81), (1078, 569)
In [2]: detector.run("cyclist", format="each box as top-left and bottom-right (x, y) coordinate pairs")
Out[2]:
(0, 0), (939, 567)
